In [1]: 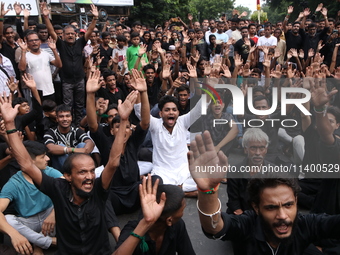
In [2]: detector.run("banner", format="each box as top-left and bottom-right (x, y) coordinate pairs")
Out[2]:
(3, 0), (39, 16)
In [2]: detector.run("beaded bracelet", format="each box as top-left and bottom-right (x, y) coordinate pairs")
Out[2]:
(130, 232), (149, 252)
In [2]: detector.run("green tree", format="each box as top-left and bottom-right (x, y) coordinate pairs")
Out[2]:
(130, 0), (195, 26)
(191, 0), (234, 21)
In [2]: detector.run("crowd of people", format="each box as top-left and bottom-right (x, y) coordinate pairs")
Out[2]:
(0, 0), (339, 254)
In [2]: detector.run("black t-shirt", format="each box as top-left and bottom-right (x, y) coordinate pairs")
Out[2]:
(284, 29), (303, 53)
(116, 219), (195, 255)
(147, 77), (162, 108)
(234, 38), (255, 63)
(96, 86), (125, 105)
(38, 174), (111, 255)
(91, 123), (146, 185)
(206, 210), (340, 255)
(56, 37), (86, 83)
(98, 44), (113, 71)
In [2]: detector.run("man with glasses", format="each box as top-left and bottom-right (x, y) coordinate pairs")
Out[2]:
(41, 3), (99, 125)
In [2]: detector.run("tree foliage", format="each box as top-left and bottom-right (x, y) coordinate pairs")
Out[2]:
(266, 0), (340, 23)
(130, 0), (235, 25)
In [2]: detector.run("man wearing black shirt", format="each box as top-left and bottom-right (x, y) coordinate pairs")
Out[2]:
(1, 86), (137, 255)
(98, 31), (113, 71)
(41, 3), (99, 125)
(188, 131), (340, 255)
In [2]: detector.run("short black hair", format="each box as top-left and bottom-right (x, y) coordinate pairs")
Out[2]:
(56, 104), (71, 115)
(102, 31), (110, 39)
(12, 97), (28, 107)
(42, 100), (57, 112)
(176, 85), (190, 94)
(36, 24), (47, 32)
(156, 184), (184, 219)
(53, 25), (63, 30)
(248, 177), (301, 207)
(102, 69), (116, 80)
(130, 32), (140, 39)
(143, 64), (156, 73)
(327, 106), (340, 124)
(158, 95), (179, 111)
(24, 140), (47, 160)
(253, 95), (269, 106)
(116, 35), (127, 42)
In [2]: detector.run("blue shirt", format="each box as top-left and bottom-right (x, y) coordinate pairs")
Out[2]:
(0, 166), (62, 217)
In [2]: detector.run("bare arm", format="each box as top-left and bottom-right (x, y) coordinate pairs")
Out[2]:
(86, 70), (101, 133)
(40, 3), (57, 41)
(85, 5), (99, 41)
(1, 94), (43, 186)
(101, 90), (138, 190)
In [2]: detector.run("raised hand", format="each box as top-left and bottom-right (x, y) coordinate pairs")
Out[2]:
(162, 63), (171, 80)
(287, 5), (294, 14)
(274, 49), (281, 59)
(242, 63), (251, 77)
(204, 62), (212, 76)
(287, 50), (293, 60)
(0, 2), (9, 17)
(6, 76), (18, 93)
(22, 73), (36, 90)
(191, 51), (200, 63)
(86, 69), (101, 93)
(262, 54), (271, 68)
(221, 64), (231, 78)
(212, 55), (222, 72)
(14, 2), (22, 16)
(17, 38), (27, 51)
(290, 48), (298, 58)
(188, 13), (193, 21)
(139, 174), (166, 224)
(298, 49), (304, 59)
(138, 44), (147, 55)
(234, 54), (243, 67)
(40, 2), (50, 16)
(303, 8), (310, 17)
(316, 3), (323, 12)
(47, 37), (57, 51)
(90, 4), (98, 18)
(270, 64), (282, 79)
(188, 131), (228, 190)
(130, 69), (147, 92)
(320, 7), (327, 17)
(308, 48), (314, 58)
(23, 8), (30, 18)
(310, 77), (337, 107)
(118, 90), (138, 121)
(0, 93), (19, 123)
(187, 62), (197, 78)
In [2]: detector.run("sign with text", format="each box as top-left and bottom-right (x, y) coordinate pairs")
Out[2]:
(3, 0), (39, 16)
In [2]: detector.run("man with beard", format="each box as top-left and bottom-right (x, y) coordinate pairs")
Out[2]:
(0, 88), (137, 255)
(188, 131), (340, 255)
(283, 6), (304, 56)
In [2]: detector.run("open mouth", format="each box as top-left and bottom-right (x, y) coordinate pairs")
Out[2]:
(82, 180), (93, 189)
(168, 116), (175, 125)
(275, 224), (289, 234)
